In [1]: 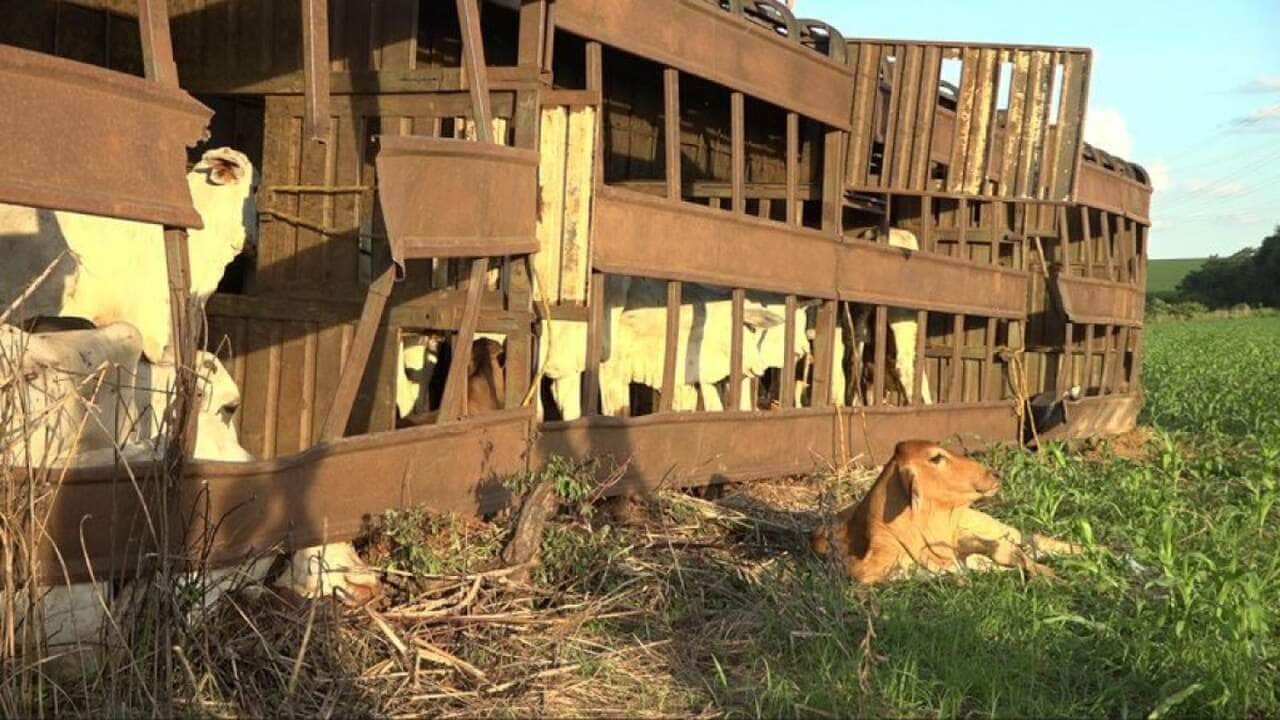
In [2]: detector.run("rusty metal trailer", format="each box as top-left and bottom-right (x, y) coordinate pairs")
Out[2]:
(0, 0), (1152, 584)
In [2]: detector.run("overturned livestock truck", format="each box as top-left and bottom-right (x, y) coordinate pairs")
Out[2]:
(0, 0), (1151, 589)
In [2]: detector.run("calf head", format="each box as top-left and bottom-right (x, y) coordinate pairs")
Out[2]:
(890, 440), (1000, 514)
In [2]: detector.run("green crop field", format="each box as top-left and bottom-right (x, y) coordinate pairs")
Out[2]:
(1147, 258), (1208, 295)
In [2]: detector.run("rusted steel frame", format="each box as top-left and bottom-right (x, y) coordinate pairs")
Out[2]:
(320, 264), (395, 441)
(1059, 321), (1076, 394)
(728, 289), (746, 410)
(781, 295), (799, 409)
(871, 305), (888, 406)
(664, 68), (682, 200)
(731, 92), (746, 214)
(1054, 274), (1145, 327)
(592, 186), (1031, 317)
(786, 112), (800, 225)
(456, 0), (494, 143)
(1041, 394), (1141, 443)
(35, 398), (1036, 584)
(555, 0), (854, 129)
(583, 271), (605, 416)
(822, 129), (845, 233)
(138, 0), (178, 86)
(811, 300), (838, 408)
(1076, 159), (1152, 223)
(439, 259), (493, 422)
(949, 314), (965, 403)
(913, 309), (928, 404)
(301, 0), (331, 142)
(375, 136), (539, 268)
(983, 317), (999, 401)
(0, 46), (209, 227)
(586, 41), (605, 184)
(660, 281), (682, 412)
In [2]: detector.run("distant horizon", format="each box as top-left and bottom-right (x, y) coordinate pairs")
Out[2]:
(802, 0), (1280, 261)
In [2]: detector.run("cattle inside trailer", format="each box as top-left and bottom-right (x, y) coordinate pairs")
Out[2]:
(0, 0), (1151, 588)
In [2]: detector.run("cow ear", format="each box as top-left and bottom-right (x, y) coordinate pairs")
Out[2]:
(203, 149), (245, 186)
(898, 462), (922, 514)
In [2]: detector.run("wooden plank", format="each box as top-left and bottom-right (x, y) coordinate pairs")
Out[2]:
(957, 197), (969, 260)
(889, 43), (921, 190)
(731, 91), (745, 214)
(439, 259), (492, 422)
(503, 258), (533, 410)
(1098, 210), (1115, 281)
(380, 0), (419, 71)
(823, 129), (844, 233)
(1098, 324), (1114, 395)
(1115, 325), (1132, 393)
(1016, 51), (1051, 197)
(880, 43), (907, 190)
(664, 68), (681, 200)
(561, 106), (597, 303)
(321, 265), (394, 440)
(275, 323), (308, 455)
(983, 317), (998, 401)
(312, 321), (349, 439)
(872, 305), (888, 406)
(585, 41), (604, 182)
(301, 0), (331, 141)
(583, 271), (605, 416)
(962, 47), (998, 194)
(919, 196), (934, 253)
(728, 288), (745, 411)
(950, 314), (964, 403)
(1051, 52), (1089, 200)
(1059, 321), (1075, 394)
(999, 50), (1031, 194)
(1080, 205), (1094, 278)
(534, 107), (567, 301)
(909, 45), (943, 189)
(946, 47), (980, 194)
(1083, 323), (1097, 392)
(781, 295), (798, 409)
(846, 42), (878, 187)
(660, 280), (682, 412)
(138, 0), (178, 86)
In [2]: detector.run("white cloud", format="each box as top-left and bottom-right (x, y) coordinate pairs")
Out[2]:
(1231, 103), (1280, 131)
(1234, 76), (1280, 94)
(1146, 159), (1172, 194)
(1084, 107), (1133, 159)
(1183, 178), (1250, 198)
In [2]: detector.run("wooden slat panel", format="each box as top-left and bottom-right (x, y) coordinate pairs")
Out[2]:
(560, 106), (597, 303)
(660, 280), (681, 412)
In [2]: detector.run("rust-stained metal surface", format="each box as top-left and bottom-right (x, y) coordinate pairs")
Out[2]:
(847, 39), (1091, 202)
(32, 403), (1023, 584)
(0, 43), (209, 227)
(554, 0), (854, 129)
(376, 135), (539, 269)
(1076, 144), (1152, 223)
(592, 186), (1028, 318)
(1042, 395), (1142, 442)
(1054, 274), (1145, 327)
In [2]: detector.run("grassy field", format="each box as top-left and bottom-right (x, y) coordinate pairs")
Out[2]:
(16, 317), (1279, 718)
(1147, 258), (1208, 295)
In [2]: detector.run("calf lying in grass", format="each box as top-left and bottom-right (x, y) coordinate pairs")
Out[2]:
(812, 440), (1082, 583)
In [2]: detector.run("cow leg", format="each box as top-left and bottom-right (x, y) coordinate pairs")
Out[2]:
(672, 385), (699, 412)
(889, 309), (932, 405)
(956, 509), (1056, 577)
(551, 374), (583, 421)
(700, 382), (724, 412)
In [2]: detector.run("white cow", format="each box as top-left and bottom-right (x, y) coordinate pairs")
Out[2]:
(598, 277), (811, 415)
(0, 147), (257, 363)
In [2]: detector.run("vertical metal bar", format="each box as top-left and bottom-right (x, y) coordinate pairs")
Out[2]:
(781, 295), (798, 409)
(950, 314), (964, 403)
(660, 280), (682, 412)
(301, 0), (331, 142)
(728, 288), (745, 411)
(786, 112), (800, 226)
(664, 68), (681, 201)
(1059, 321), (1075, 394)
(583, 271), (605, 416)
(1082, 323), (1097, 395)
(811, 299), (838, 408)
(871, 305), (888, 405)
(586, 41), (605, 184)
(439, 258), (492, 422)
(983, 316), (998, 401)
(138, 0), (178, 86)
(731, 91), (745, 214)
(321, 264), (394, 440)
(456, 0), (493, 144)
(913, 309), (927, 403)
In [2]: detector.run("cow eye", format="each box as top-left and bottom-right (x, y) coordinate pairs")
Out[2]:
(929, 453), (946, 464)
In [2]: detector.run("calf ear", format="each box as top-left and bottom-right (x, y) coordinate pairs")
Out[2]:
(897, 463), (923, 514)
(203, 149), (246, 186)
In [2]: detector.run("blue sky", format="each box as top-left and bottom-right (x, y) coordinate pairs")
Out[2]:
(801, 0), (1280, 259)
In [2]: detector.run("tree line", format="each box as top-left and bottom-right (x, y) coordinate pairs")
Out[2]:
(1149, 225), (1280, 317)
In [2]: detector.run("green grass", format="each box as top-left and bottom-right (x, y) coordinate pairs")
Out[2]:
(1147, 258), (1208, 295)
(623, 316), (1280, 718)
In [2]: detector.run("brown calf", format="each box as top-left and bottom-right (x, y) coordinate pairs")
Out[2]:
(811, 440), (1082, 584)
(400, 338), (505, 426)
